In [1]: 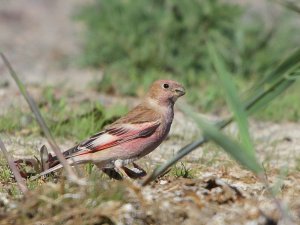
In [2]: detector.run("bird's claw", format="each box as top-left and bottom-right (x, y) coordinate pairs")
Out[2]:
(122, 163), (147, 179)
(102, 162), (147, 180)
(102, 168), (123, 180)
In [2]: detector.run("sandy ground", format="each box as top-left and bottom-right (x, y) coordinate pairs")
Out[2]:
(0, 1), (299, 224)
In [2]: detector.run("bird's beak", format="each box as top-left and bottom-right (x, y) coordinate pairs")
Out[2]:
(174, 87), (185, 96)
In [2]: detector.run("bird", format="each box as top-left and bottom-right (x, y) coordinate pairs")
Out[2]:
(37, 79), (185, 179)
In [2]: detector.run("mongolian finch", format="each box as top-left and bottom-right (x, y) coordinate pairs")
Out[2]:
(38, 80), (185, 179)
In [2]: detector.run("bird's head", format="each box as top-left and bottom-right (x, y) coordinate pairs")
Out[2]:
(146, 80), (185, 106)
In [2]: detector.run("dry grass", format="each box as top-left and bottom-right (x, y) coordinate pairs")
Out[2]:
(0, 155), (299, 225)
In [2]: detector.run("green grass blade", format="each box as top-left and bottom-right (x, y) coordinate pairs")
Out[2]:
(207, 42), (254, 155)
(246, 79), (295, 115)
(246, 48), (300, 100)
(181, 105), (262, 173)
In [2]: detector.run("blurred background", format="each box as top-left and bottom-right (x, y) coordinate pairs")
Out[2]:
(1, 0), (300, 123)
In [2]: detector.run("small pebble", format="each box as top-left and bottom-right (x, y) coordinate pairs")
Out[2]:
(159, 180), (168, 185)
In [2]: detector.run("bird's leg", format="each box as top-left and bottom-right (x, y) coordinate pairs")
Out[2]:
(94, 163), (123, 180)
(101, 168), (123, 180)
(114, 159), (132, 180)
(132, 162), (147, 176)
(98, 160), (146, 181)
(121, 162), (147, 179)
(114, 160), (142, 192)
(102, 165), (146, 180)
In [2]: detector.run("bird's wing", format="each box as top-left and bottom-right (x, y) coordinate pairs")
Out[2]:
(61, 104), (161, 158)
(75, 120), (160, 156)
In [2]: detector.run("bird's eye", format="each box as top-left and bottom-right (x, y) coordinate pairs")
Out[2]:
(163, 83), (169, 89)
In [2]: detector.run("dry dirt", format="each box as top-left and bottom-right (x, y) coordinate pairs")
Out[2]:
(0, 1), (299, 225)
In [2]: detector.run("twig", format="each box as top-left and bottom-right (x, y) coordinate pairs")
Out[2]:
(0, 136), (28, 194)
(0, 52), (85, 185)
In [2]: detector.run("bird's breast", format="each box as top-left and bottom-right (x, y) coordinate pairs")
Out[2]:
(159, 107), (174, 136)
(108, 106), (175, 162)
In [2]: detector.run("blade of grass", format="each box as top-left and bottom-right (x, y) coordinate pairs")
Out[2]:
(181, 105), (262, 173)
(142, 48), (300, 185)
(245, 49), (300, 101)
(237, 50), (300, 118)
(0, 53), (85, 185)
(207, 42), (254, 154)
(0, 136), (28, 194)
(246, 78), (295, 115)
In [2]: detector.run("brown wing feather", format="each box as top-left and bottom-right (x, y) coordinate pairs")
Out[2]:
(109, 104), (161, 125)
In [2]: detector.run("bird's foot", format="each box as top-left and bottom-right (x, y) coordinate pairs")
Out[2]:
(102, 168), (123, 180)
(123, 162), (147, 179)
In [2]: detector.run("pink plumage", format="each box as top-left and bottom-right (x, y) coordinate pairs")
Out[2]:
(38, 80), (185, 178)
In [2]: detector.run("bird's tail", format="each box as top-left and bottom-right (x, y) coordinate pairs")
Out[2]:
(32, 144), (85, 180)
(40, 144), (80, 169)
(32, 145), (76, 180)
